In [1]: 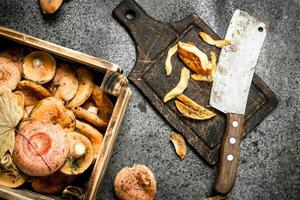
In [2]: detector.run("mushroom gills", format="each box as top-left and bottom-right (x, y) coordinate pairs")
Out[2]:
(66, 67), (94, 108)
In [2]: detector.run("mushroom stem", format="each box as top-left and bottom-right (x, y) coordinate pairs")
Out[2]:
(70, 142), (86, 159)
(1, 153), (13, 170)
(33, 58), (43, 68)
(87, 106), (98, 115)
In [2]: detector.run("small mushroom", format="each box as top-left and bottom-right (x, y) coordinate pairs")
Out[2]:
(39, 0), (63, 14)
(60, 131), (94, 175)
(0, 153), (26, 188)
(48, 63), (79, 102)
(29, 97), (76, 131)
(66, 67), (94, 108)
(75, 120), (103, 157)
(31, 172), (77, 195)
(13, 121), (69, 176)
(91, 86), (114, 123)
(72, 107), (107, 129)
(114, 164), (157, 200)
(0, 46), (26, 72)
(0, 57), (21, 91)
(23, 51), (56, 84)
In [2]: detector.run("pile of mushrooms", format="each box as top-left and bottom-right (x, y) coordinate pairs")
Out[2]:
(0, 45), (113, 194)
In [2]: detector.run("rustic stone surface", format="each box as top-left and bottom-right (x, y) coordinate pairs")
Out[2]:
(0, 0), (299, 199)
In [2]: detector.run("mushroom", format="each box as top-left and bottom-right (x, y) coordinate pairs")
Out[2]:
(91, 86), (114, 123)
(72, 107), (107, 129)
(114, 164), (157, 200)
(60, 131), (94, 175)
(13, 121), (69, 176)
(0, 57), (21, 91)
(31, 172), (77, 195)
(0, 46), (25, 72)
(48, 63), (79, 102)
(0, 153), (26, 188)
(82, 100), (98, 115)
(177, 41), (212, 76)
(15, 80), (51, 107)
(66, 67), (94, 108)
(39, 0), (63, 14)
(75, 120), (103, 157)
(29, 97), (76, 131)
(23, 51), (56, 84)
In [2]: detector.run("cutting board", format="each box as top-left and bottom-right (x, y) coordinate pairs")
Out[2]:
(113, 0), (278, 165)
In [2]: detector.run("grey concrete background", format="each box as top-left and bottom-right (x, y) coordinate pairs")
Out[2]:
(0, 0), (299, 199)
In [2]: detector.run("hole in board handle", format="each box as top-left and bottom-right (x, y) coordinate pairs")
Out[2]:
(125, 10), (135, 20)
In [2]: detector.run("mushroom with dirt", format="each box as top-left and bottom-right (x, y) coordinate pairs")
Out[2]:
(48, 63), (78, 102)
(60, 131), (94, 175)
(114, 164), (157, 200)
(0, 57), (21, 91)
(22, 51), (56, 84)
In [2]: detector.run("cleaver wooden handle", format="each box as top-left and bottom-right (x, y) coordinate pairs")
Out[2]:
(214, 113), (244, 195)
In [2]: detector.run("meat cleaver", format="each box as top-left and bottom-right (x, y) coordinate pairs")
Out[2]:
(210, 10), (267, 194)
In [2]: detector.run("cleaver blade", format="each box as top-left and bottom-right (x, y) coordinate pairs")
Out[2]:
(209, 10), (267, 195)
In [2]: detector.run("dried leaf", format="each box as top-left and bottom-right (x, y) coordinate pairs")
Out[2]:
(163, 67), (190, 103)
(175, 94), (216, 120)
(178, 41), (212, 76)
(165, 44), (178, 76)
(0, 89), (23, 159)
(199, 32), (230, 48)
(170, 132), (187, 160)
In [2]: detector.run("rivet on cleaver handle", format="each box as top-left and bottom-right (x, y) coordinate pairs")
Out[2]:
(209, 10), (267, 194)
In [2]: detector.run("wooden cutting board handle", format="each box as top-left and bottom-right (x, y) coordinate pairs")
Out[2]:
(214, 113), (244, 195)
(113, 0), (175, 53)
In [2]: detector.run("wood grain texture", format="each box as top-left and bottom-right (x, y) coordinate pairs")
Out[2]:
(213, 113), (244, 195)
(113, 0), (279, 165)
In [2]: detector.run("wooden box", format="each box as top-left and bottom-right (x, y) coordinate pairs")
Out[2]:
(0, 26), (131, 200)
